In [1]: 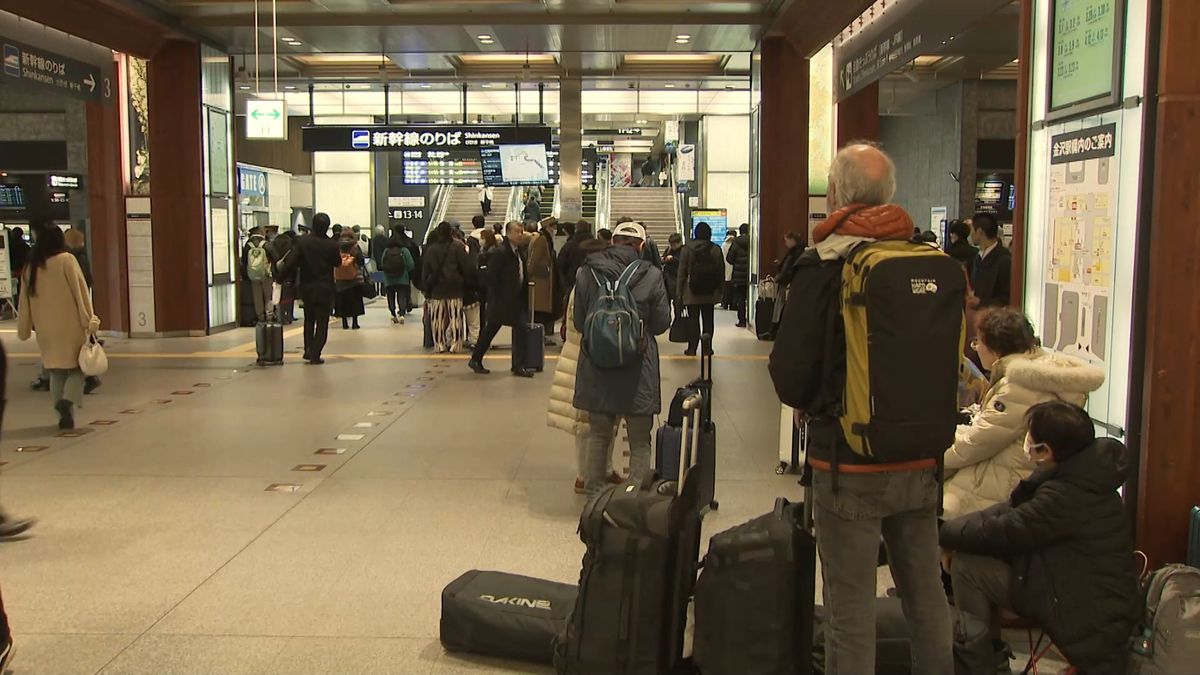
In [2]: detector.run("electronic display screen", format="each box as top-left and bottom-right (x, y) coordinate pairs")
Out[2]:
(0, 184), (26, 209)
(401, 149), (484, 186)
(481, 144), (552, 186)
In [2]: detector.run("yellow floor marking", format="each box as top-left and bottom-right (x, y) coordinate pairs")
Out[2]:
(7, 351), (769, 362)
(221, 324), (309, 354)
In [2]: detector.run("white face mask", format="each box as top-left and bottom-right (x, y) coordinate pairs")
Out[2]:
(1024, 435), (1049, 464)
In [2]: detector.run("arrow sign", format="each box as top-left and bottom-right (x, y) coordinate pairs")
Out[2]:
(245, 100), (288, 140)
(250, 107), (280, 120)
(83, 73), (95, 92)
(0, 33), (110, 104)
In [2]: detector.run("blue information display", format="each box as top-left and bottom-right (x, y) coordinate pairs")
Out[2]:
(691, 209), (728, 242)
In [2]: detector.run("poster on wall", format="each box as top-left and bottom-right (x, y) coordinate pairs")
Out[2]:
(677, 145), (696, 182)
(1042, 123), (1117, 364)
(609, 154), (632, 188)
(207, 108), (230, 196)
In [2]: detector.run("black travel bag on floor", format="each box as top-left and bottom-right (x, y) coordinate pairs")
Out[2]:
(692, 496), (816, 675)
(255, 320), (284, 366)
(655, 333), (717, 512)
(441, 570), (578, 665)
(556, 392), (707, 675)
(755, 297), (776, 340)
(514, 283), (545, 372)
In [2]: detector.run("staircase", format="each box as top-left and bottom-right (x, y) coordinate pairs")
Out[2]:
(539, 185), (557, 220)
(443, 186), (511, 228)
(608, 187), (678, 245)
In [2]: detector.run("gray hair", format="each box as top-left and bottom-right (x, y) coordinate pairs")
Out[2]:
(829, 142), (896, 208)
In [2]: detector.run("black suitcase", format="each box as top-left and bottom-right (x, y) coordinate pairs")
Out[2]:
(423, 306), (435, 349)
(556, 392), (707, 675)
(655, 334), (717, 512)
(440, 570), (577, 665)
(255, 320), (284, 366)
(693, 497), (816, 675)
(514, 284), (545, 372)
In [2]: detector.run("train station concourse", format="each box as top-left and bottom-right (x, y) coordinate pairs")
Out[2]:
(0, 0), (1197, 672)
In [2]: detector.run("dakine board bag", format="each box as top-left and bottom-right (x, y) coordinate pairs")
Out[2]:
(1129, 564), (1200, 674)
(556, 392), (705, 675)
(839, 240), (966, 462)
(441, 570), (577, 665)
(692, 497), (815, 675)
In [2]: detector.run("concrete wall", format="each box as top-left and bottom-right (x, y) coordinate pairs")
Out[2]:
(0, 82), (90, 227)
(879, 82), (963, 228)
(958, 80), (1018, 217)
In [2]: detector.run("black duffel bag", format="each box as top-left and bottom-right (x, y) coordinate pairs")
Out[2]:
(440, 570), (577, 665)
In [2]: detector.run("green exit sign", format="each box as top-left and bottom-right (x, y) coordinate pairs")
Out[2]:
(245, 99), (287, 140)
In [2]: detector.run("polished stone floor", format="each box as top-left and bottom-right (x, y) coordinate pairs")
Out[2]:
(0, 304), (1059, 674)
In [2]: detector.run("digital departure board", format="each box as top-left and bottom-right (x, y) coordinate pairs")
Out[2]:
(401, 149), (484, 186)
(0, 184), (25, 209)
(1047, 0), (1123, 120)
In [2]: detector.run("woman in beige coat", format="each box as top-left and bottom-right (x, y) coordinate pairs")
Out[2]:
(943, 307), (1104, 519)
(17, 224), (100, 430)
(547, 239), (621, 494)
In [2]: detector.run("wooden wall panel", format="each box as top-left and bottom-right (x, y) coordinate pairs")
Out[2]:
(234, 116), (312, 177)
(85, 61), (129, 334)
(837, 81), (881, 146)
(759, 37), (809, 269)
(1009, 0), (1033, 309)
(147, 40), (207, 334)
(1136, 0), (1200, 566)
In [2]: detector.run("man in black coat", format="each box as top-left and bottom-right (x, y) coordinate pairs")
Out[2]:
(969, 212), (1013, 307)
(726, 223), (752, 327)
(940, 400), (1141, 674)
(468, 221), (534, 377)
(289, 212), (341, 364)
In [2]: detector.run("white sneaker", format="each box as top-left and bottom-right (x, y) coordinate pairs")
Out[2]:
(390, 315), (400, 324)
(398, 315), (406, 324)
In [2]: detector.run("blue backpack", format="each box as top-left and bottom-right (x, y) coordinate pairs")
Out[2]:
(583, 261), (645, 369)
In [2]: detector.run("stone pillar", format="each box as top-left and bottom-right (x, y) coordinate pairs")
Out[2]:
(86, 57), (129, 333)
(147, 40), (208, 334)
(759, 37), (809, 272)
(558, 76), (583, 222)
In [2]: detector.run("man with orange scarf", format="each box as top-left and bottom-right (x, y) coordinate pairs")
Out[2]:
(770, 143), (954, 674)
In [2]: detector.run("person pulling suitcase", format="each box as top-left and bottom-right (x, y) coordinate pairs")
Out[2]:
(469, 221), (538, 377)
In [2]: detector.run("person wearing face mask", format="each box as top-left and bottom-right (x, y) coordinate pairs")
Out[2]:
(939, 400), (1141, 675)
(941, 307), (1104, 520)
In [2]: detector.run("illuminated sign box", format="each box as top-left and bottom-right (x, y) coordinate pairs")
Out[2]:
(1046, 0), (1125, 121)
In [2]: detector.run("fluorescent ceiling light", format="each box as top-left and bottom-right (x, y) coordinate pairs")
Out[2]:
(284, 85), (297, 90)
(675, 34), (690, 39)
(664, 83), (676, 88)
(636, 119), (648, 123)
(624, 53), (719, 64)
(458, 53), (556, 64)
(294, 54), (391, 65)
(675, 39), (690, 45)
(477, 34), (491, 40)
(238, 84), (250, 90)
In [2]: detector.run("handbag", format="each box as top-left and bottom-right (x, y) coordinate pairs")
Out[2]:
(79, 332), (108, 376)
(669, 309), (697, 344)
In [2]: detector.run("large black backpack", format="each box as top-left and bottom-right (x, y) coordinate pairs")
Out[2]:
(381, 245), (407, 276)
(688, 242), (723, 295)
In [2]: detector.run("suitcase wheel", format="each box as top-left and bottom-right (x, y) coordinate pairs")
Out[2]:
(256, 359), (265, 367)
(776, 462), (788, 475)
(710, 500), (719, 511)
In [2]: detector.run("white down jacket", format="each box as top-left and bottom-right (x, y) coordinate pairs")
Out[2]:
(547, 289), (589, 435)
(942, 349), (1105, 520)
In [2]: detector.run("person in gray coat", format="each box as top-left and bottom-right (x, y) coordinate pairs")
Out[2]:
(573, 221), (671, 496)
(677, 221), (726, 356)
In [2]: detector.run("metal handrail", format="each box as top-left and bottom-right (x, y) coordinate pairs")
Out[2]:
(426, 184), (453, 243)
(670, 163), (686, 240)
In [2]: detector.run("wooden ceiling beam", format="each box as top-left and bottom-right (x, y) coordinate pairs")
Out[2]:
(765, 0), (873, 57)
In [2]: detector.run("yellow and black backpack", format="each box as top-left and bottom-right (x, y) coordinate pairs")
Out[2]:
(839, 240), (966, 462)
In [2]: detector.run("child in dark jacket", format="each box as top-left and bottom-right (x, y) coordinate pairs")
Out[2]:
(940, 400), (1141, 675)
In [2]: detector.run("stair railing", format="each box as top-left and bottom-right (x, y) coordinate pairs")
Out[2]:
(595, 160), (612, 230)
(671, 162), (687, 240)
(427, 184), (453, 242)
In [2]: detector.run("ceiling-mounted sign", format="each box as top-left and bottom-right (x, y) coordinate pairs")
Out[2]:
(302, 124), (552, 153)
(1, 33), (113, 104)
(245, 100), (287, 140)
(47, 173), (82, 189)
(832, 0), (1012, 102)
(1046, 0), (1124, 121)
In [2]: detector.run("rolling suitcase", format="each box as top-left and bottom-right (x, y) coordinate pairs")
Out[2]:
(441, 570), (577, 665)
(1190, 506), (1200, 568)
(556, 392), (707, 675)
(514, 283), (545, 372)
(776, 408), (807, 475)
(255, 320), (284, 366)
(755, 297), (776, 340)
(692, 496), (816, 675)
(655, 334), (717, 512)
(423, 306), (435, 349)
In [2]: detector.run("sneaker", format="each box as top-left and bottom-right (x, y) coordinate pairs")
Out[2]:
(574, 478), (586, 495)
(398, 315), (406, 324)
(0, 637), (14, 674)
(54, 399), (74, 430)
(0, 516), (35, 539)
(391, 315), (400, 324)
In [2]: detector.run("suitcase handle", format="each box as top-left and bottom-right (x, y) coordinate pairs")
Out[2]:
(698, 333), (713, 381)
(528, 282), (538, 328)
(677, 393), (704, 494)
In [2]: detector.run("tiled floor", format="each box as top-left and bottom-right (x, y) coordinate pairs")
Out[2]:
(0, 306), (1059, 674)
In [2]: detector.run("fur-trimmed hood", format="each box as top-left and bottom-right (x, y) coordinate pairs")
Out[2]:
(996, 349), (1105, 396)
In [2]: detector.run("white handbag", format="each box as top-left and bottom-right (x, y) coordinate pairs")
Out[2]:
(79, 333), (109, 376)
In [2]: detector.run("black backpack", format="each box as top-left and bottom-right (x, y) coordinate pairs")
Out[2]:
(381, 246), (407, 276)
(689, 242), (723, 295)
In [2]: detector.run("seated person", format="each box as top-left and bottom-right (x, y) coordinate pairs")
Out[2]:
(943, 307), (1104, 519)
(940, 401), (1141, 675)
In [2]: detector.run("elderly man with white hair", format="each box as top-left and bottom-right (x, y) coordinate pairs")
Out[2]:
(769, 142), (955, 674)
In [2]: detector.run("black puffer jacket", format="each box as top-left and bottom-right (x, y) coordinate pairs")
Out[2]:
(726, 233), (751, 284)
(940, 439), (1141, 674)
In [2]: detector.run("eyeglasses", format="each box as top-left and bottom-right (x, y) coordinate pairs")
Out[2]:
(969, 338), (980, 351)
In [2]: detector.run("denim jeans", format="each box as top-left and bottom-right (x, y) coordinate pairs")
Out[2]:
(813, 466), (953, 674)
(48, 368), (85, 407)
(575, 420), (616, 479)
(585, 413), (652, 495)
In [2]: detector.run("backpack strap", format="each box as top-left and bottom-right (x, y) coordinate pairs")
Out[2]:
(614, 260), (642, 289)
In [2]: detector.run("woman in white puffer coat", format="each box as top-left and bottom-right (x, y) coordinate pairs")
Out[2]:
(547, 239), (621, 494)
(943, 307), (1105, 520)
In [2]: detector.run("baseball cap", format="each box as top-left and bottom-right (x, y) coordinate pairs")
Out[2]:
(612, 221), (646, 241)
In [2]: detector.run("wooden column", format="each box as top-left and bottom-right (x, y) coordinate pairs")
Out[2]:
(85, 57), (129, 333)
(759, 36), (809, 269)
(147, 40), (208, 334)
(1009, 0), (1034, 310)
(1136, 0), (1200, 566)
(836, 81), (880, 146)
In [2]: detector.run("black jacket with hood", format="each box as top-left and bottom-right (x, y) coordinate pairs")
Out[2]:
(940, 439), (1141, 674)
(726, 233), (751, 284)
